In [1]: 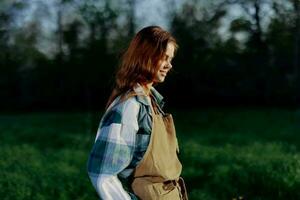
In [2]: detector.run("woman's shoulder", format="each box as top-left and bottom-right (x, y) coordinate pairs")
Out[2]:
(104, 84), (152, 117)
(100, 95), (140, 128)
(112, 91), (151, 119)
(108, 93), (140, 112)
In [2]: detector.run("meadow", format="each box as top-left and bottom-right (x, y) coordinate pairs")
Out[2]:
(1, 108), (300, 200)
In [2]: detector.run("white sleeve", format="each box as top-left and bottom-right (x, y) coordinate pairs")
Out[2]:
(89, 174), (132, 200)
(87, 97), (140, 200)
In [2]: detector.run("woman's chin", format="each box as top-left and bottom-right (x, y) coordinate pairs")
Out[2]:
(153, 74), (168, 83)
(158, 77), (166, 82)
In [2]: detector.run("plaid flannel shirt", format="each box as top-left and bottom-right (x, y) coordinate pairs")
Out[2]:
(87, 83), (165, 200)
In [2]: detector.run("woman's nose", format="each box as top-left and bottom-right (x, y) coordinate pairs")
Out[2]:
(166, 62), (172, 69)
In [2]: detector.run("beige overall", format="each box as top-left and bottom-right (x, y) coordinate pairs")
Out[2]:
(130, 93), (188, 200)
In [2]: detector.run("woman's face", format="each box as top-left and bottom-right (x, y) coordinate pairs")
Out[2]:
(153, 42), (175, 83)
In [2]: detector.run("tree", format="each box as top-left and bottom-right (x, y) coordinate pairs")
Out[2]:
(0, 0), (30, 109)
(169, 0), (228, 105)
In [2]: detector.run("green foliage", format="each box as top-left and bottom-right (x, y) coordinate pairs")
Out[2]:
(230, 18), (252, 33)
(174, 108), (300, 199)
(181, 142), (300, 199)
(1, 109), (300, 199)
(0, 145), (97, 200)
(0, 112), (97, 200)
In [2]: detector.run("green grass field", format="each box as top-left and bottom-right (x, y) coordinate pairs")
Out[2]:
(1, 108), (300, 200)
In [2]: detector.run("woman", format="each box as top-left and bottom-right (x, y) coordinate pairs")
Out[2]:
(87, 25), (188, 200)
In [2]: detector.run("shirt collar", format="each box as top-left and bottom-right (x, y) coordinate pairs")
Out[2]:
(133, 83), (165, 108)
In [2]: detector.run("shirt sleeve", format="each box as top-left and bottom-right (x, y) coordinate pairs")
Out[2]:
(87, 98), (140, 200)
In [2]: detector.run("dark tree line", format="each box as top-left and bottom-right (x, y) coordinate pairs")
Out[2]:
(1, 0), (300, 111)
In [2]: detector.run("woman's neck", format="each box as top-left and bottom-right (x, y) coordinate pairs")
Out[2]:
(142, 82), (153, 95)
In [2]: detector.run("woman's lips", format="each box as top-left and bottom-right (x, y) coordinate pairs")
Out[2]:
(160, 70), (167, 76)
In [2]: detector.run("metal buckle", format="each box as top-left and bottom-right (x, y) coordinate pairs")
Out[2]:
(163, 180), (177, 191)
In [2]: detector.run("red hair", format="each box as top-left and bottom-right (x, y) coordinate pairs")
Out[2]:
(106, 26), (178, 108)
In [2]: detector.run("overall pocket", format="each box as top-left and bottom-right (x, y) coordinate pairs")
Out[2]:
(152, 182), (180, 200)
(132, 179), (181, 200)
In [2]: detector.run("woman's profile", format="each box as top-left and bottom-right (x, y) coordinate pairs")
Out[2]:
(87, 25), (188, 200)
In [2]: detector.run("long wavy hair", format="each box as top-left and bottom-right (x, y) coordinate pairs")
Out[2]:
(106, 26), (178, 109)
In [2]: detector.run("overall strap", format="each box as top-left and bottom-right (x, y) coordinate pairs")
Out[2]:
(149, 93), (165, 116)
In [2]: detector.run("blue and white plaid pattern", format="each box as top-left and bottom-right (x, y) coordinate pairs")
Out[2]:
(87, 84), (165, 199)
